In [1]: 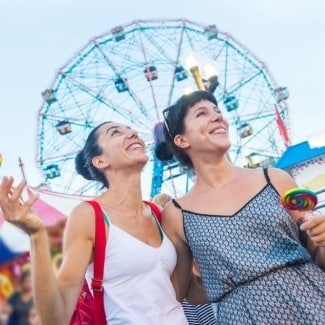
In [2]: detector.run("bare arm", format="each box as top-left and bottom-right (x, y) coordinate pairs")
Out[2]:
(161, 201), (193, 301)
(0, 177), (94, 325)
(32, 203), (94, 324)
(185, 272), (209, 304)
(268, 168), (325, 269)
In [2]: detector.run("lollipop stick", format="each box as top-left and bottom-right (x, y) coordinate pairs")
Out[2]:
(304, 211), (313, 220)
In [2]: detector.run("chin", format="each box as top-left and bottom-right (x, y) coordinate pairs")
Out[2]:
(138, 154), (149, 164)
(214, 139), (231, 150)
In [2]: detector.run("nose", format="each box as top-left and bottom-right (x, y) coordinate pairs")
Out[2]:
(126, 128), (138, 138)
(211, 109), (222, 122)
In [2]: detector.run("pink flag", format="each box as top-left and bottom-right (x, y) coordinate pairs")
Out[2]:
(274, 105), (290, 148)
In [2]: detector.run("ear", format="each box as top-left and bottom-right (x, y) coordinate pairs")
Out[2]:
(174, 134), (190, 149)
(92, 156), (109, 169)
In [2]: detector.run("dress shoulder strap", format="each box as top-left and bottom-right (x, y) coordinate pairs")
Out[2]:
(263, 168), (271, 184)
(262, 168), (280, 196)
(171, 198), (183, 210)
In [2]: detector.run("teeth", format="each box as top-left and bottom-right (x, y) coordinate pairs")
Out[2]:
(129, 143), (142, 150)
(211, 128), (226, 133)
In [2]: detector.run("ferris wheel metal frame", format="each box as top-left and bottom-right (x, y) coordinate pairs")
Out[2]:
(36, 18), (291, 199)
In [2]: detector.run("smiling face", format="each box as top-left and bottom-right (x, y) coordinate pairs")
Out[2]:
(94, 122), (148, 171)
(174, 99), (231, 157)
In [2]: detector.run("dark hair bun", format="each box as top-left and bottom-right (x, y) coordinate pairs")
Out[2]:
(155, 142), (174, 161)
(75, 150), (93, 180)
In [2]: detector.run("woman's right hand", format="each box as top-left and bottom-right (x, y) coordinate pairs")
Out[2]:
(0, 176), (45, 235)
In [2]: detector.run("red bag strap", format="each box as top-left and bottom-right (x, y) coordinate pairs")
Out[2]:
(86, 200), (107, 325)
(143, 200), (162, 223)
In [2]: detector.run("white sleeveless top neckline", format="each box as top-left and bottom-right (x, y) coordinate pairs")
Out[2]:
(85, 209), (188, 325)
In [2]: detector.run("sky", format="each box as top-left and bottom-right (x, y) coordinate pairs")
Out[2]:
(1, 0), (324, 190)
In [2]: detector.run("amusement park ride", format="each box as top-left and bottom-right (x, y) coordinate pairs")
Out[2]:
(36, 18), (291, 199)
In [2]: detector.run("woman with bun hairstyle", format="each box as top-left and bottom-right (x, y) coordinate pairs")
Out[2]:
(0, 122), (188, 325)
(158, 90), (325, 324)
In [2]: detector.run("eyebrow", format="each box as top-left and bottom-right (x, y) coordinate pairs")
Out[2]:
(105, 125), (119, 134)
(192, 104), (219, 113)
(105, 125), (132, 134)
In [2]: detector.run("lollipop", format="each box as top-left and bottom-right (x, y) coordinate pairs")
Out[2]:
(281, 187), (318, 211)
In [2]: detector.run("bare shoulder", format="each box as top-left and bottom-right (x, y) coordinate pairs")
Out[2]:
(64, 201), (96, 243)
(56, 202), (96, 291)
(161, 198), (185, 240)
(267, 167), (298, 194)
(162, 199), (182, 224)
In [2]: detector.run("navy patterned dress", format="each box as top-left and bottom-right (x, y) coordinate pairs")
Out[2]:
(177, 170), (325, 324)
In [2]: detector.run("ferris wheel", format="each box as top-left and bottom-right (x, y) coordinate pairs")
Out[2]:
(36, 18), (291, 199)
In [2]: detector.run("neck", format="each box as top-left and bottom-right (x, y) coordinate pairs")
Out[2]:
(193, 157), (238, 189)
(99, 169), (144, 212)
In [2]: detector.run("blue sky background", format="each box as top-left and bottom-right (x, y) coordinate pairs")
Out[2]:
(1, 0), (324, 188)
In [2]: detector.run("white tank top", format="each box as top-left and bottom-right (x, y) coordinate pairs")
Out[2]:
(85, 211), (188, 325)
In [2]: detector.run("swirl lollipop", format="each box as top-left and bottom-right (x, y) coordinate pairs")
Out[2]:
(281, 187), (317, 214)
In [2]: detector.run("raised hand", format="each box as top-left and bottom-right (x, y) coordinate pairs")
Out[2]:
(0, 176), (45, 235)
(300, 214), (325, 247)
